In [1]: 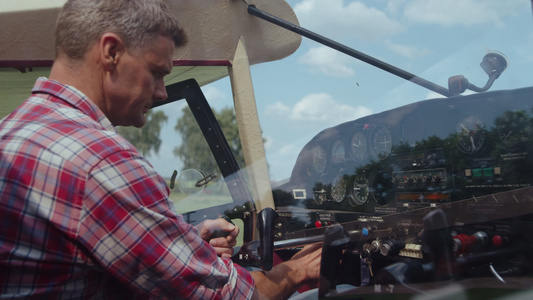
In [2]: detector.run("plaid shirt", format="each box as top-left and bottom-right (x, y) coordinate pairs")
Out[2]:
(0, 78), (254, 299)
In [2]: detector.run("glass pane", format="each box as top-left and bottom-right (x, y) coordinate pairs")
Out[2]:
(118, 99), (236, 215)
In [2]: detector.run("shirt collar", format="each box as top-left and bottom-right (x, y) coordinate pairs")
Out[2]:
(32, 77), (115, 132)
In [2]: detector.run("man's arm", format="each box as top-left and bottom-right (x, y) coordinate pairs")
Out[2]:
(250, 243), (322, 300)
(83, 150), (255, 298)
(198, 218), (323, 299)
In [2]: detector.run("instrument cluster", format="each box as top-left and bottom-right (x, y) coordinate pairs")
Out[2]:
(273, 87), (533, 219)
(311, 123), (393, 176)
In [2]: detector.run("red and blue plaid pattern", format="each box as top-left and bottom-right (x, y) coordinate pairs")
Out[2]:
(0, 78), (254, 299)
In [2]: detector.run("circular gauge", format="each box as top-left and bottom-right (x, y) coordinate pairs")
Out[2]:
(349, 175), (369, 206)
(331, 140), (346, 163)
(370, 125), (393, 160)
(350, 131), (368, 161)
(312, 146), (327, 173)
(496, 110), (532, 152)
(313, 183), (327, 205)
(331, 175), (347, 203)
(455, 114), (485, 154)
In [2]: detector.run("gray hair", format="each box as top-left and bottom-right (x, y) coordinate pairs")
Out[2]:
(55, 0), (187, 60)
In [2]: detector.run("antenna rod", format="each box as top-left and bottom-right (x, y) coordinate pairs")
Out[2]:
(247, 5), (452, 97)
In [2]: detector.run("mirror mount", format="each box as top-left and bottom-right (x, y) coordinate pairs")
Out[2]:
(448, 52), (508, 95)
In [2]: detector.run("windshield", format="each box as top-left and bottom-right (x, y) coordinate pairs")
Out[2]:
(130, 0), (533, 298)
(149, 0), (533, 181)
(145, 0), (532, 208)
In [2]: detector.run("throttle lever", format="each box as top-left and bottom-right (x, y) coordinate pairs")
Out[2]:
(422, 209), (454, 281)
(318, 223), (351, 299)
(257, 207), (278, 271)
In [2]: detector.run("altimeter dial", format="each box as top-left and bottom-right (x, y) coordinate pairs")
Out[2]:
(349, 175), (369, 206)
(312, 146), (328, 173)
(456, 114), (485, 154)
(370, 125), (392, 160)
(496, 110), (532, 152)
(350, 131), (368, 161)
(331, 175), (347, 203)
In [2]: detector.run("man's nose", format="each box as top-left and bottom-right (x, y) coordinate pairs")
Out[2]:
(154, 80), (168, 103)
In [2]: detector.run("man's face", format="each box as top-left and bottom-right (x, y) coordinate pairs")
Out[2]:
(105, 35), (174, 127)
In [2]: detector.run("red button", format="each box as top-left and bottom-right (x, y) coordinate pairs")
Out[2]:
(492, 235), (503, 248)
(315, 221), (322, 228)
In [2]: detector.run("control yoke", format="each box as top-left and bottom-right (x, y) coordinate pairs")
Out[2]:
(257, 207), (279, 271)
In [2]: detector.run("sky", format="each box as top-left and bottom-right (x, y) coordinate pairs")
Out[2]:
(149, 0), (533, 183)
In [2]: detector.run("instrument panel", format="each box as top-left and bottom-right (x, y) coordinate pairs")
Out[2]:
(273, 86), (533, 229)
(265, 86), (533, 297)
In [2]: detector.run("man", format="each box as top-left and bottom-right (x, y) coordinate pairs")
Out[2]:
(0, 0), (321, 299)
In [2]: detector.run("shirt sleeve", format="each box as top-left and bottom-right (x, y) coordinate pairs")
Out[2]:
(80, 149), (255, 299)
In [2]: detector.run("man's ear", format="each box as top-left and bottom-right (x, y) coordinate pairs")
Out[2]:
(100, 33), (125, 71)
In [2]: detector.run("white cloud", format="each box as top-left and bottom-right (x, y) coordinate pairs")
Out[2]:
(290, 93), (372, 123)
(384, 40), (431, 59)
(385, 0), (407, 16)
(403, 0), (527, 28)
(265, 102), (291, 116)
(298, 46), (356, 77)
(263, 135), (274, 150)
(293, 0), (404, 42)
(266, 93), (372, 125)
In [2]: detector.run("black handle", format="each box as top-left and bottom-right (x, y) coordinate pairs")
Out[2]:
(318, 223), (351, 298)
(211, 215), (235, 239)
(257, 207), (278, 271)
(422, 209), (454, 280)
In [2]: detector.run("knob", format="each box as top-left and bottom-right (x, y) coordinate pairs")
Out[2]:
(362, 227), (371, 237)
(473, 231), (488, 245)
(452, 231), (488, 254)
(371, 240), (381, 252)
(492, 235), (508, 248)
(380, 239), (406, 257)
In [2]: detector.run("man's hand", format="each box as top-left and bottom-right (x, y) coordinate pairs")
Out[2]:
(196, 218), (239, 258)
(287, 243), (323, 285)
(250, 243), (323, 299)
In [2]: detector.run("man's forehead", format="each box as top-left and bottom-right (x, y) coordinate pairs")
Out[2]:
(141, 36), (175, 64)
